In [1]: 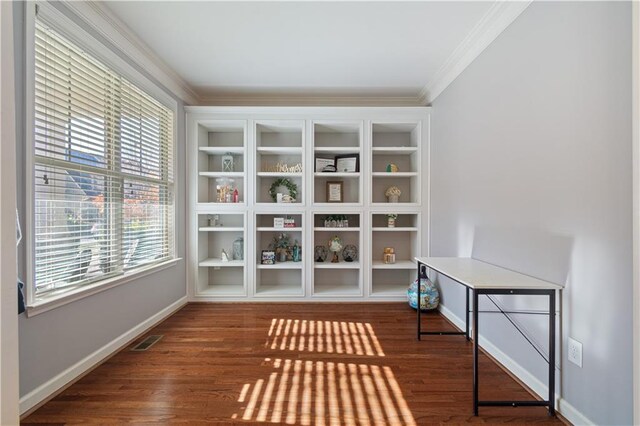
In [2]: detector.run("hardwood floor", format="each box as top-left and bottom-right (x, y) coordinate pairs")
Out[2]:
(23, 303), (562, 425)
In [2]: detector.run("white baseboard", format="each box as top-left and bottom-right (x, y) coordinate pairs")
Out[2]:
(19, 296), (188, 415)
(438, 303), (594, 426)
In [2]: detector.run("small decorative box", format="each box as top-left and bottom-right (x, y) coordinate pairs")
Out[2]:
(273, 218), (285, 228)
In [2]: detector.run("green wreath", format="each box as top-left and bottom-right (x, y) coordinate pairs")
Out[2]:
(269, 178), (298, 202)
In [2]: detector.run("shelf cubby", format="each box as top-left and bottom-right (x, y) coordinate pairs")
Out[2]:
(371, 269), (415, 298)
(369, 212), (419, 297)
(313, 270), (362, 296)
(255, 121), (305, 205)
(371, 122), (421, 205)
(197, 121), (246, 206)
(254, 213), (304, 297)
(196, 213), (246, 297)
(312, 212), (362, 296)
(313, 122), (362, 205)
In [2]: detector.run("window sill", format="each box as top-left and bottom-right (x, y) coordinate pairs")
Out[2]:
(26, 258), (182, 317)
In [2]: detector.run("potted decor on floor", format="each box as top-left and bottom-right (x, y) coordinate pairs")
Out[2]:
(408, 277), (440, 311)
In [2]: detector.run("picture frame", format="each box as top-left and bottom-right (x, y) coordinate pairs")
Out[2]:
(261, 250), (276, 265)
(326, 181), (343, 203)
(334, 154), (359, 173)
(315, 157), (335, 172)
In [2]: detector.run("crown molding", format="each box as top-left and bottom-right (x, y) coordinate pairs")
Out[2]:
(61, 1), (199, 105)
(420, 0), (532, 105)
(199, 92), (424, 107)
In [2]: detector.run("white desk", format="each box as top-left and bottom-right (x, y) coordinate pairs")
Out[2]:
(414, 257), (561, 416)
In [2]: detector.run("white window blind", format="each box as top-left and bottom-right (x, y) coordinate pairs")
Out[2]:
(32, 18), (174, 297)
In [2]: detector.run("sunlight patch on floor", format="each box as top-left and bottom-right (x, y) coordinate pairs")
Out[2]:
(236, 358), (416, 426)
(265, 318), (386, 357)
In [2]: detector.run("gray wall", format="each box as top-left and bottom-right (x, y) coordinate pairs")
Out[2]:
(430, 2), (632, 424)
(14, 2), (187, 399)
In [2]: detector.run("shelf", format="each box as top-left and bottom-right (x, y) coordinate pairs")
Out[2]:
(257, 227), (302, 232)
(257, 262), (303, 269)
(371, 147), (418, 154)
(313, 202), (362, 207)
(314, 172), (360, 178)
(370, 282), (407, 297)
(256, 284), (303, 297)
(199, 227), (244, 232)
(256, 147), (303, 155)
(313, 282), (361, 296)
(371, 260), (416, 269)
(199, 259), (245, 267)
(314, 261), (361, 269)
(199, 147), (245, 155)
(314, 147), (361, 153)
(371, 172), (418, 177)
(199, 172), (244, 178)
(372, 227), (418, 232)
(314, 227), (360, 232)
(257, 172), (303, 177)
(197, 285), (246, 297)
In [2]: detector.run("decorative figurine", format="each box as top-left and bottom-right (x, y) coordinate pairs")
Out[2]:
(386, 213), (398, 227)
(232, 237), (244, 261)
(221, 249), (230, 262)
(385, 186), (402, 203)
(222, 153), (234, 172)
(328, 236), (343, 263)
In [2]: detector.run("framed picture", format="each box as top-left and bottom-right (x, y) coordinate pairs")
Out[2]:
(261, 250), (276, 265)
(326, 181), (343, 203)
(315, 157), (335, 172)
(334, 154), (359, 173)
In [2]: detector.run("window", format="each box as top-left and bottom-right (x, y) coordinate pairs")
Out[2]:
(31, 17), (175, 301)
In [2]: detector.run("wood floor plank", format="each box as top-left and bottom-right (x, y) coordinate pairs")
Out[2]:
(22, 303), (562, 425)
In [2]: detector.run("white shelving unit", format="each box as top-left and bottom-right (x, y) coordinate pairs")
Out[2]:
(187, 107), (429, 302)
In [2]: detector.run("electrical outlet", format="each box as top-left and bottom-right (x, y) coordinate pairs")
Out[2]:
(568, 337), (582, 368)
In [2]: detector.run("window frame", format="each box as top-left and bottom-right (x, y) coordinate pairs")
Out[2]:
(25, 1), (179, 316)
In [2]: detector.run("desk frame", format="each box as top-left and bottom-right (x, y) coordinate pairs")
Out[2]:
(416, 260), (556, 416)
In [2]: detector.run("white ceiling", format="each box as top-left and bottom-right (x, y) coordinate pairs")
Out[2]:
(102, 1), (496, 103)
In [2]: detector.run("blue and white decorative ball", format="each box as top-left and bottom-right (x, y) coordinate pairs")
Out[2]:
(407, 278), (440, 311)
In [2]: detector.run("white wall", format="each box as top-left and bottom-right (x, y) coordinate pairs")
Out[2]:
(13, 2), (187, 412)
(1, 1), (19, 423)
(430, 2), (632, 424)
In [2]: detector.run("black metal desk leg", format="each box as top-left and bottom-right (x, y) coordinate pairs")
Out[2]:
(548, 290), (556, 416)
(465, 287), (470, 340)
(473, 289), (479, 416)
(417, 263), (422, 341)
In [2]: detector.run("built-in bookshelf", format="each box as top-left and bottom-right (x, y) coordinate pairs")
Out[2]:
(187, 107), (429, 301)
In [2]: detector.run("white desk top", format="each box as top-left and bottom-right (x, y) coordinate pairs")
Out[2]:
(414, 257), (562, 290)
